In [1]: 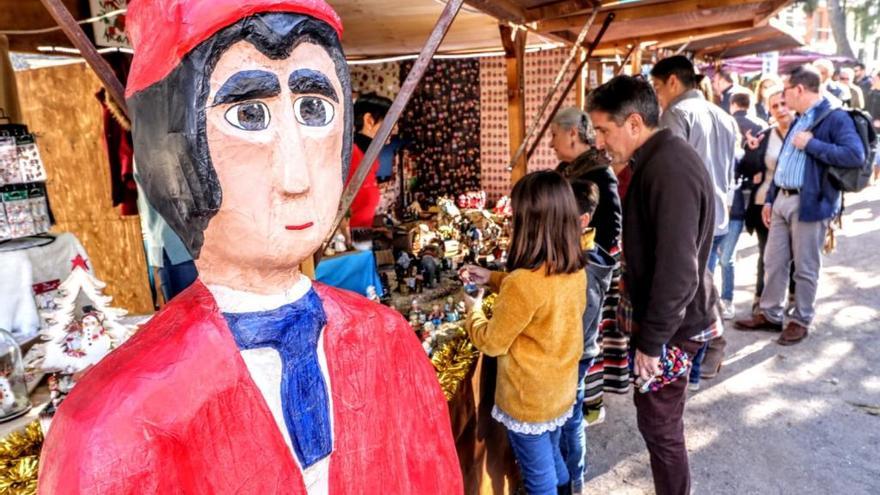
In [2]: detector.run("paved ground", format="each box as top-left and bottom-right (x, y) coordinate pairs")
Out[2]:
(585, 185), (880, 494)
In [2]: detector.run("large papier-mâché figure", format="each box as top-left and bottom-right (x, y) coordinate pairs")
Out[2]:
(37, 1), (463, 493)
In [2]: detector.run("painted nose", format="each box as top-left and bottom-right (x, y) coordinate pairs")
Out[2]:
(274, 107), (311, 196)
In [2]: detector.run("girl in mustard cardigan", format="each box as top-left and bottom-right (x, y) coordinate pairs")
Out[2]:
(462, 170), (587, 495)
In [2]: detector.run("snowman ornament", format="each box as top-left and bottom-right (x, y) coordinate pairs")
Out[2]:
(78, 313), (113, 367)
(0, 376), (16, 414)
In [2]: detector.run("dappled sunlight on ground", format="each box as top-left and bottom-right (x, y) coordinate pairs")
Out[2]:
(585, 186), (880, 494)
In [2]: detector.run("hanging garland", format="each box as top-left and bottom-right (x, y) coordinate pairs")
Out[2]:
(0, 421), (42, 495)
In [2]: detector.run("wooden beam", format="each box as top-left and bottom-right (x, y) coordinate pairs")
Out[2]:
(464, 0), (528, 23)
(326, 0), (465, 246)
(536, 0), (767, 33)
(525, 0), (595, 23)
(39, 0), (128, 118)
(500, 24), (528, 185)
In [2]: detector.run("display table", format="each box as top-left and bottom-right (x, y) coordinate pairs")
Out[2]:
(450, 354), (519, 494)
(315, 250), (384, 297)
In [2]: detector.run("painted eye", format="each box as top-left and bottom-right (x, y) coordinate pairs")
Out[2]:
(224, 102), (270, 131)
(294, 97), (334, 127)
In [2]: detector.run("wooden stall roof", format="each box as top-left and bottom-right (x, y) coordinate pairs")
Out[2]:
(659, 20), (803, 59)
(2, 0), (794, 59)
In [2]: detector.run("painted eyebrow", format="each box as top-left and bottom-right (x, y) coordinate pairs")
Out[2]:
(213, 70), (281, 105)
(288, 69), (338, 102)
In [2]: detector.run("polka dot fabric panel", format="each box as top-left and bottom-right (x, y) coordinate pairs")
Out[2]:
(349, 62), (401, 100)
(398, 59), (481, 206)
(479, 49), (579, 200)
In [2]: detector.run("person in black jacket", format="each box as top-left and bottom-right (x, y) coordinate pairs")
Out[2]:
(587, 75), (717, 495)
(551, 107), (622, 253)
(714, 90), (767, 319)
(739, 86), (796, 314)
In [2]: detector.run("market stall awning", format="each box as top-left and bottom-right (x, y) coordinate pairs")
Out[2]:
(2, 0), (795, 59)
(467, 0), (796, 54)
(0, 0), (533, 58)
(659, 19), (803, 59)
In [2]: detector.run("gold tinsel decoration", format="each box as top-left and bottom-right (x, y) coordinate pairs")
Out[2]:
(481, 294), (497, 320)
(0, 421), (43, 495)
(431, 336), (480, 401)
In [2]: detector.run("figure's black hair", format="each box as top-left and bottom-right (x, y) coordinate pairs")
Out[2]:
(128, 12), (353, 258)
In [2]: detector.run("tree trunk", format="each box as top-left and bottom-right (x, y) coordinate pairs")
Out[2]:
(828, 0), (856, 59)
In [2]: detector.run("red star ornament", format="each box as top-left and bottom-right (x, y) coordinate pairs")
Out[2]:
(71, 254), (90, 271)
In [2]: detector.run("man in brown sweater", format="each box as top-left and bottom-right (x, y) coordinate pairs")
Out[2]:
(587, 76), (718, 495)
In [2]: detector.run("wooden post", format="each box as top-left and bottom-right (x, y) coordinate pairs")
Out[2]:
(324, 0), (465, 247)
(575, 48), (586, 110)
(631, 45), (643, 76)
(40, 0), (128, 119)
(500, 24), (527, 186)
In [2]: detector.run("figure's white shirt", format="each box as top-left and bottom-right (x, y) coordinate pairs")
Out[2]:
(208, 276), (332, 495)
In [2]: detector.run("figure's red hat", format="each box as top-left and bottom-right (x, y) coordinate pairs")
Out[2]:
(124, 0), (343, 97)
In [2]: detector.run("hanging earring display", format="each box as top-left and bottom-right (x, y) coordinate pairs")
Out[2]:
(0, 137), (21, 186)
(16, 134), (47, 183)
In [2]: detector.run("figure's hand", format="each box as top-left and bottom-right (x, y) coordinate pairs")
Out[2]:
(459, 265), (490, 286)
(762, 204), (772, 228)
(745, 129), (765, 151)
(792, 131), (813, 150)
(753, 172), (763, 185)
(463, 288), (484, 313)
(633, 349), (661, 383)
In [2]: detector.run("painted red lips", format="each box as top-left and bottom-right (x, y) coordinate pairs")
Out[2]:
(285, 222), (314, 231)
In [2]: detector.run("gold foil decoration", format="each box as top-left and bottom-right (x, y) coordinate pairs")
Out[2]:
(482, 293), (497, 319)
(0, 420), (42, 495)
(431, 334), (479, 401)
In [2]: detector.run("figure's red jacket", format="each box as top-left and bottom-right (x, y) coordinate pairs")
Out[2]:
(38, 280), (463, 494)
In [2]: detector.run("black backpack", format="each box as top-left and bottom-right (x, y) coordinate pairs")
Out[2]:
(809, 108), (877, 192)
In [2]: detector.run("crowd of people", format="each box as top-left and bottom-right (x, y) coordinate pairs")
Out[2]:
(457, 56), (872, 495)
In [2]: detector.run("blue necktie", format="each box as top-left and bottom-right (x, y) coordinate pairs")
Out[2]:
(223, 288), (332, 469)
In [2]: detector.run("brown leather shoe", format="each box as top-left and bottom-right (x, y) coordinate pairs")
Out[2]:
(734, 313), (783, 331)
(777, 322), (809, 346)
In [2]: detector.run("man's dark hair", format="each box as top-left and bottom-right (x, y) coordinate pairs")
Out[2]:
(569, 177), (600, 218)
(650, 56), (697, 89)
(586, 75), (660, 128)
(788, 65), (822, 94)
(128, 13), (353, 258)
(354, 93), (392, 132)
(856, 62), (866, 71)
(730, 90), (752, 110)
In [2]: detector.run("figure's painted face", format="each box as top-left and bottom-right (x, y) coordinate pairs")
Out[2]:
(200, 40), (345, 274)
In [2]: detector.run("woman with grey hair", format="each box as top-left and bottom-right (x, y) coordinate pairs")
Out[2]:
(550, 107), (621, 252)
(550, 107), (629, 481)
